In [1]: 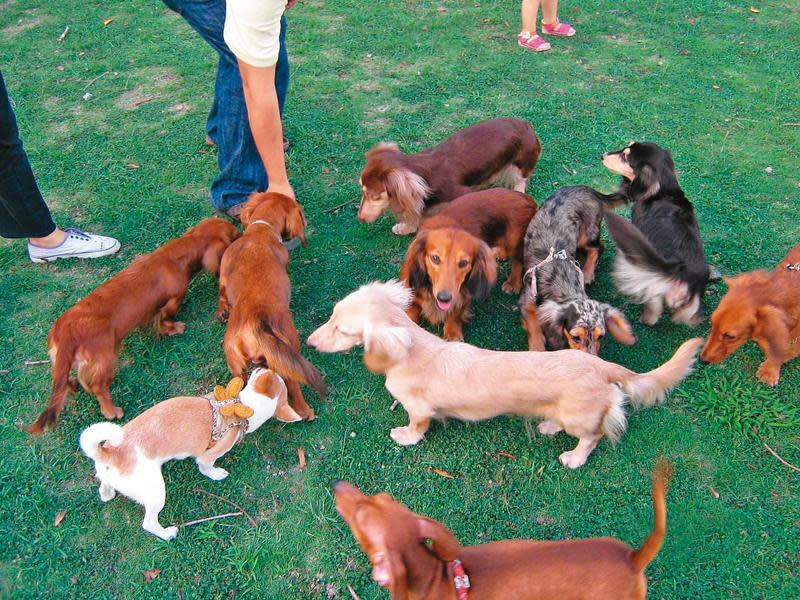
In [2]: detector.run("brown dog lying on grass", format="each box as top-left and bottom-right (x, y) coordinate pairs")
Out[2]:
(28, 218), (240, 433)
(307, 280), (701, 468)
(700, 243), (800, 386)
(218, 192), (326, 420)
(334, 460), (673, 599)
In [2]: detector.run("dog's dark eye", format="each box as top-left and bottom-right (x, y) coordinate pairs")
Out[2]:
(722, 332), (737, 341)
(458, 259), (469, 269)
(430, 255), (441, 265)
(571, 335), (582, 343)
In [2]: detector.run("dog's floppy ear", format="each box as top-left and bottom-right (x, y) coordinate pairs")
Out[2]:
(754, 305), (789, 357)
(201, 240), (229, 274)
(385, 168), (429, 217)
(384, 550), (410, 600)
(417, 516), (461, 562)
(400, 233), (431, 290)
(629, 164), (660, 200)
(603, 305), (637, 345)
(465, 240), (498, 299)
(285, 201), (308, 247)
(363, 322), (411, 372)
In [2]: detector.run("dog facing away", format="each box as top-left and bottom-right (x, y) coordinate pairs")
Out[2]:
(80, 368), (301, 540)
(518, 186), (635, 355)
(400, 189), (538, 341)
(28, 218), (240, 434)
(334, 461), (672, 599)
(218, 192), (326, 421)
(701, 243), (800, 386)
(358, 118), (541, 235)
(602, 142), (710, 327)
(307, 281), (701, 468)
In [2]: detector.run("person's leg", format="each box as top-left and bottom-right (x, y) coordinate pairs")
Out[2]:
(540, 0), (558, 27)
(162, 0), (266, 211)
(0, 71), (57, 240)
(541, 0), (576, 36)
(276, 15), (289, 118)
(520, 0), (541, 34)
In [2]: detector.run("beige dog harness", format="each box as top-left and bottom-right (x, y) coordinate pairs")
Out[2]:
(205, 395), (250, 445)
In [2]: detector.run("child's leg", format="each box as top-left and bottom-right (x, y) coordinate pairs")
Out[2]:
(541, 0), (559, 27)
(521, 0), (542, 34)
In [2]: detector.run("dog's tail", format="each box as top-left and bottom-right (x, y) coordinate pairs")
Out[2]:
(604, 210), (680, 277)
(27, 335), (79, 435)
(226, 315), (327, 399)
(612, 338), (702, 408)
(79, 422), (124, 461)
(589, 188), (629, 208)
(631, 458), (674, 572)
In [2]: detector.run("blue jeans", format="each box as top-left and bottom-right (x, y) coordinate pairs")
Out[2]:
(0, 70), (57, 239)
(162, 0), (290, 211)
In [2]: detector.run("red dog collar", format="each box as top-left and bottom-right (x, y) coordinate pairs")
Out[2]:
(451, 559), (471, 600)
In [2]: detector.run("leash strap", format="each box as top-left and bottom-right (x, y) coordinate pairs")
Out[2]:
(451, 559), (471, 600)
(524, 247), (584, 301)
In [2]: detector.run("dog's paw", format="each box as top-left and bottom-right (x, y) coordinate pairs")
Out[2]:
(756, 363), (780, 387)
(559, 450), (588, 469)
(537, 421), (562, 436)
(501, 280), (521, 294)
(390, 426), (423, 446)
(392, 222), (417, 236)
(168, 321), (187, 336)
(160, 526), (179, 541)
(442, 329), (464, 342)
(99, 485), (116, 502)
(206, 467), (230, 481)
(217, 309), (229, 323)
(101, 404), (125, 420)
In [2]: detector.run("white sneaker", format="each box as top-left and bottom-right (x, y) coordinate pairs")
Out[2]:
(28, 227), (121, 263)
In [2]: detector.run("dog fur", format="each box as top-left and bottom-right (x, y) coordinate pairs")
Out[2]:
(307, 281), (701, 468)
(79, 368), (300, 540)
(334, 460), (673, 599)
(358, 118), (541, 235)
(518, 186), (635, 355)
(602, 142), (710, 327)
(28, 218), (239, 434)
(218, 192), (326, 420)
(700, 243), (800, 386)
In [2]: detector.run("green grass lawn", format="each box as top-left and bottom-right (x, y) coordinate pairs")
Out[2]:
(1, 0), (799, 597)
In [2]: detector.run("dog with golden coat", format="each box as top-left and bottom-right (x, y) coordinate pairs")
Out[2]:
(308, 281), (701, 468)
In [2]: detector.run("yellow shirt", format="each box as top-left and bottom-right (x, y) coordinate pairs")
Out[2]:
(224, 0), (287, 68)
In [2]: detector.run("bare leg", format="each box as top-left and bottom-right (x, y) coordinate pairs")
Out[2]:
(155, 295), (186, 336)
(521, 0), (542, 33)
(286, 378), (315, 421)
(559, 435), (600, 469)
(390, 413), (432, 446)
(140, 470), (178, 540)
(540, 0), (559, 27)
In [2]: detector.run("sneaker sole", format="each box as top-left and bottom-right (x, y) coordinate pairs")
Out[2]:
(30, 240), (121, 263)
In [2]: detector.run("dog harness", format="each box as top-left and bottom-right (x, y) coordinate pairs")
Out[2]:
(450, 559), (471, 600)
(525, 246), (585, 301)
(205, 394), (250, 446)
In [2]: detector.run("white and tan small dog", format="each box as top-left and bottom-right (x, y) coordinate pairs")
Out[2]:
(79, 368), (301, 540)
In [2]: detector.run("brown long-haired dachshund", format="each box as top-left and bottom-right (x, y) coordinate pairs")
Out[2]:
(700, 243), (800, 386)
(334, 460), (673, 600)
(28, 218), (240, 434)
(217, 192), (326, 420)
(399, 189), (536, 341)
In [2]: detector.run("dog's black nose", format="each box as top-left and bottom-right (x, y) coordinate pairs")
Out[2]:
(436, 291), (453, 302)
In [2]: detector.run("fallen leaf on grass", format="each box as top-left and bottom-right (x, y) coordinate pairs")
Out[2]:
(298, 447), (307, 470)
(430, 467), (455, 479)
(126, 163), (140, 169)
(710, 486), (720, 499)
(103, 18), (114, 26)
(143, 569), (161, 582)
(497, 451), (516, 460)
(53, 510), (67, 527)
(749, 7), (760, 14)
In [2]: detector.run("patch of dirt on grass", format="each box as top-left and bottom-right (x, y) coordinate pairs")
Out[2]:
(114, 67), (178, 111)
(166, 102), (191, 117)
(2, 14), (43, 36)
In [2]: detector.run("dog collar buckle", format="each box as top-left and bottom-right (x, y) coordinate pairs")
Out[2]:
(451, 559), (471, 599)
(787, 263), (800, 271)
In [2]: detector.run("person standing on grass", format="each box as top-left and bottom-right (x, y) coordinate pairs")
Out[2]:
(162, 0), (295, 219)
(0, 71), (120, 263)
(518, 0), (576, 52)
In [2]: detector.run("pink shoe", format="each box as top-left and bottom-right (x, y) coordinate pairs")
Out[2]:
(541, 21), (576, 37)
(517, 33), (551, 52)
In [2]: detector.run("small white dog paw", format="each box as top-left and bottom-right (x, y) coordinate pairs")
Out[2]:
(537, 421), (562, 436)
(559, 450), (587, 469)
(392, 222), (417, 236)
(99, 487), (116, 502)
(206, 467), (229, 481)
(160, 526), (179, 541)
(390, 426), (423, 446)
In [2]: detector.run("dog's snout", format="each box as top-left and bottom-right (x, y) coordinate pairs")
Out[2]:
(602, 152), (608, 159)
(436, 291), (453, 302)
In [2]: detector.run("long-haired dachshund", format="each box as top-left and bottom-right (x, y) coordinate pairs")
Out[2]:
(28, 218), (240, 433)
(700, 243), (800, 386)
(518, 186), (636, 355)
(400, 189), (537, 341)
(334, 461), (672, 599)
(308, 281), (701, 468)
(218, 192), (326, 420)
(358, 118), (541, 235)
(602, 142), (711, 326)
